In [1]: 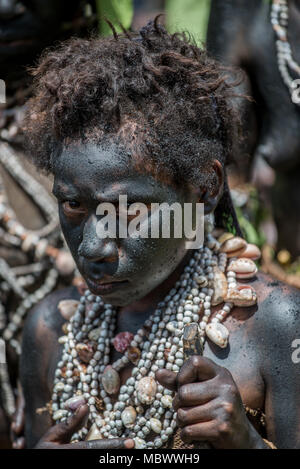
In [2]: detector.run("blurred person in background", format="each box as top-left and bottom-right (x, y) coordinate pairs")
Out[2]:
(0, 0), (99, 448)
(207, 0), (300, 265)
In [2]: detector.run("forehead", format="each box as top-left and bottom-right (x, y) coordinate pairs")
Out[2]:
(53, 142), (184, 202)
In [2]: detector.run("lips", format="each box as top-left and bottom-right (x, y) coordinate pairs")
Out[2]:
(86, 276), (129, 296)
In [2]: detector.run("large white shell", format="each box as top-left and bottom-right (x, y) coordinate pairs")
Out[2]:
(225, 285), (257, 307)
(211, 267), (228, 306)
(240, 244), (261, 260)
(218, 232), (234, 244)
(121, 406), (137, 428)
(228, 258), (258, 279)
(220, 236), (247, 257)
(58, 300), (79, 320)
(86, 423), (103, 441)
(137, 377), (157, 405)
(205, 323), (229, 348)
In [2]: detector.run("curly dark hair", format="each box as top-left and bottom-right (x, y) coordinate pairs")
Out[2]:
(23, 19), (242, 231)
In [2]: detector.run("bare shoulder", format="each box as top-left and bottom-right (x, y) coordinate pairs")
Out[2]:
(20, 286), (81, 447)
(20, 286), (80, 398)
(21, 286), (80, 350)
(244, 272), (300, 371)
(250, 275), (300, 448)
(253, 272), (300, 329)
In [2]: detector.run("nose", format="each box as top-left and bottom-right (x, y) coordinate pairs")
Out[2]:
(78, 215), (118, 263)
(0, 0), (24, 19)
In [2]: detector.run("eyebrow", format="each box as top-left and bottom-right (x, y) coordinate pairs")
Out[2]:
(52, 185), (79, 199)
(52, 182), (161, 204)
(96, 193), (158, 205)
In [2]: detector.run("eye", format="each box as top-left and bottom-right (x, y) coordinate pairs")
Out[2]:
(62, 201), (87, 220)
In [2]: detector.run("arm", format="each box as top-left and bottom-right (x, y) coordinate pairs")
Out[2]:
(206, 0), (261, 65)
(258, 283), (300, 448)
(20, 290), (67, 448)
(207, 0), (260, 174)
(207, 0), (300, 172)
(157, 278), (300, 449)
(157, 356), (269, 449)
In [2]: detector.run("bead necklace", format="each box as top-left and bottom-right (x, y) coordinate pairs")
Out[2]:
(0, 143), (75, 418)
(51, 226), (260, 449)
(0, 12), (98, 420)
(0, 142), (57, 225)
(271, 0), (300, 104)
(0, 149), (76, 351)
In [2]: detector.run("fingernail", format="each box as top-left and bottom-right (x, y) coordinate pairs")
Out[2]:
(66, 404), (85, 425)
(65, 396), (86, 412)
(75, 404), (85, 415)
(124, 439), (135, 449)
(73, 405), (82, 415)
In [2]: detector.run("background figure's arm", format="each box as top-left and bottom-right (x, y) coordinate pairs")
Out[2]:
(207, 0), (267, 66)
(207, 0), (260, 176)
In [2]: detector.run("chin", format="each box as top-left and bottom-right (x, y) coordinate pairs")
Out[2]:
(96, 288), (147, 308)
(84, 279), (137, 307)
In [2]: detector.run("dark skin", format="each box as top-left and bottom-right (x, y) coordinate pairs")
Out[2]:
(20, 143), (300, 449)
(10, 383), (25, 449)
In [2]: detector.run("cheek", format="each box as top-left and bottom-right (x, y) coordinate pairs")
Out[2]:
(120, 237), (187, 281)
(59, 211), (82, 259)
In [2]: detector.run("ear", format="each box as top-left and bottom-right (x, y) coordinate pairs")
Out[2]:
(199, 159), (224, 215)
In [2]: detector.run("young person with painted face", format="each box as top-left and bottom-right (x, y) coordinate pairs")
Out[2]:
(20, 20), (300, 449)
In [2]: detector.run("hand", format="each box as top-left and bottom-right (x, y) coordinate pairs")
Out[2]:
(35, 404), (134, 449)
(156, 356), (265, 449)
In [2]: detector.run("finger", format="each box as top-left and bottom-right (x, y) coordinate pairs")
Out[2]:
(177, 356), (220, 387)
(60, 438), (135, 450)
(180, 421), (218, 444)
(12, 402), (25, 434)
(46, 404), (89, 443)
(177, 400), (218, 427)
(12, 437), (26, 450)
(13, 382), (25, 433)
(156, 369), (177, 391)
(173, 381), (217, 410)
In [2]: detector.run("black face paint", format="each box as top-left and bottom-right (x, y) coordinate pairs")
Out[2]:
(53, 143), (197, 307)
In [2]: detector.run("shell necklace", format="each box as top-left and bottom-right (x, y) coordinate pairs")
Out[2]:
(51, 227), (260, 449)
(271, 0), (300, 104)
